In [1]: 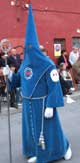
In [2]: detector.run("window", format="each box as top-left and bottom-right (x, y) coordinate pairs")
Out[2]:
(72, 37), (80, 47)
(54, 38), (66, 50)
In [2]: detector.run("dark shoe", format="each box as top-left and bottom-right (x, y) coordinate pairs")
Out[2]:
(10, 103), (18, 108)
(67, 90), (72, 95)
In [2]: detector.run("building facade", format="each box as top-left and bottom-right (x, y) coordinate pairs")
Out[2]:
(0, 0), (80, 61)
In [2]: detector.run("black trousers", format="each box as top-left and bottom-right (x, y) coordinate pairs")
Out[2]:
(9, 90), (16, 106)
(60, 76), (73, 95)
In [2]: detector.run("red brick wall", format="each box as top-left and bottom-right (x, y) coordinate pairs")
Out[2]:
(0, 0), (80, 62)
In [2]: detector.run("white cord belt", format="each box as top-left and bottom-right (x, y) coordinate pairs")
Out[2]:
(21, 93), (47, 100)
(21, 93), (46, 150)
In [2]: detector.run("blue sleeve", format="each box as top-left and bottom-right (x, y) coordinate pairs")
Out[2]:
(46, 66), (64, 108)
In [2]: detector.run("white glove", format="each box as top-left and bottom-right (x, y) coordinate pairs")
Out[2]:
(44, 107), (53, 118)
(3, 65), (10, 76)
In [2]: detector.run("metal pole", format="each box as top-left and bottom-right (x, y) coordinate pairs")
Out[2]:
(5, 53), (12, 163)
(0, 96), (1, 113)
(0, 39), (13, 163)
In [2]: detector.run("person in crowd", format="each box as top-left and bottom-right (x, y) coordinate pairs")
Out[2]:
(59, 62), (75, 96)
(2, 4), (72, 163)
(7, 48), (22, 107)
(69, 45), (79, 66)
(57, 49), (71, 70)
(69, 45), (80, 87)
(0, 51), (5, 67)
(7, 64), (18, 108)
(0, 67), (6, 97)
(8, 48), (22, 72)
(0, 52), (7, 99)
(39, 45), (49, 56)
(0, 48), (21, 108)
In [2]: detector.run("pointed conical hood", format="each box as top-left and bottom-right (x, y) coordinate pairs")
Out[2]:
(25, 4), (39, 49)
(24, 4), (53, 67)
(20, 4), (55, 97)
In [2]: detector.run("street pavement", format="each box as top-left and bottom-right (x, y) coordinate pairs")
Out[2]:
(0, 90), (80, 163)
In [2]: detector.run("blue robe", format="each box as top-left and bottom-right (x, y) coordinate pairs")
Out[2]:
(10, 4), (70, 162)
(11, 63), (69, 163)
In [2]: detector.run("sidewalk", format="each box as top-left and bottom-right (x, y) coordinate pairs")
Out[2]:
(64, 84), (80, 104)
